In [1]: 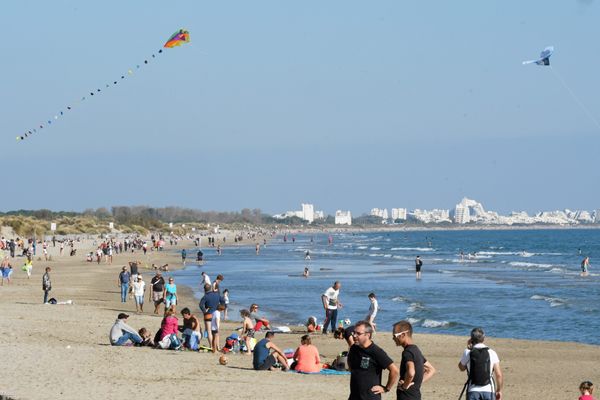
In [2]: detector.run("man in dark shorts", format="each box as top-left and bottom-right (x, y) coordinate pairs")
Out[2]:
(252, 331), (289, 371)
(393, 320), (436, 400)
(415, 256), (423, 280)
(150, 271), (165, 314)
(347, 320), (399, 400)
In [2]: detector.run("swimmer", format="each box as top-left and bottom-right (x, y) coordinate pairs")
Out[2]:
(303, 267), (309, 278)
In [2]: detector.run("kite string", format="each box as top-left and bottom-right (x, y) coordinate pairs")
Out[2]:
(550, 66), (600, 131)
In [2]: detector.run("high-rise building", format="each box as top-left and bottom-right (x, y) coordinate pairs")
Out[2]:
(391, 208), (407, 220)
(454, 203), (470, 224)
(301, 203), (315, 223)
(335, 210), (352, 225)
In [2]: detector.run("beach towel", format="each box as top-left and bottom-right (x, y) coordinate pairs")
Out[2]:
(288, 369), (350, 375)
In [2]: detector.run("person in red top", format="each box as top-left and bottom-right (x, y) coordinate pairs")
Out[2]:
(160, 308), (179, 340)
(292, 335), (321, 373)
(579, 381), (595, 400)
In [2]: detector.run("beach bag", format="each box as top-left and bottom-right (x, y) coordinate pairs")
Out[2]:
(468, 347), (491, 386)
(332, 351), (348, 371)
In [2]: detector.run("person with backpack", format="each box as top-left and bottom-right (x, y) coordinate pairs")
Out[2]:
(458, 327), (503, 400)
(415, 256), (423, 280)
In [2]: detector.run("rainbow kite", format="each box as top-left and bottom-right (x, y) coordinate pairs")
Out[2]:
(164, 29), (191, 48)
(16, 29), (191, 142)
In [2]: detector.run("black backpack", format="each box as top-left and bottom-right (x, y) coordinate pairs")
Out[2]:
(468, 347), (491, 386)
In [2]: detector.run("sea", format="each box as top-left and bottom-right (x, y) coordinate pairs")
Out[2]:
(172, 229), (600, 345)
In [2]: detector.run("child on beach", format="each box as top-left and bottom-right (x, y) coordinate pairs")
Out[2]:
(222, 289), (229, 320)
(211, 304), (226, 352)
(580, 381), (595, 400)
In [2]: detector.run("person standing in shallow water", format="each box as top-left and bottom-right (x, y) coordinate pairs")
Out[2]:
(415, 256), (423, 280)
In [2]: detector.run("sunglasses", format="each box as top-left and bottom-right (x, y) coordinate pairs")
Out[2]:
(393, 330), (410, 338)
(352, 331), (369, 337)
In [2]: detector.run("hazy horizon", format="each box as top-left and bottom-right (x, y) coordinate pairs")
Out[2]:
(3, 1), (600, 214)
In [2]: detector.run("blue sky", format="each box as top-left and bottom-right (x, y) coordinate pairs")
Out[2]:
(2, 1), (599, 215)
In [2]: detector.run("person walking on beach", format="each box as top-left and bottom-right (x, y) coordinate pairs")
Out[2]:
(118, 266), (131, 303)
(393, 320), (436, 400)
(581, 256), (590, 277)
(458, 327), (503, 400)
(131, 274), (145, 313)
(42, 267), (52, 304)
(164, 277), (177, 310)
(150, 271), (165, 314)
(347, 320), (399, 399)
(181, 248), (187, 265)
(1, 257), (12, 286)
(415, 256), (423, 280)
(322, 281), (342, 334)
(366, 293), (379, 332)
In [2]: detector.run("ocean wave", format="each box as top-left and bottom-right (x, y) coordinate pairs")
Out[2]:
(407, 302), (426, 313)
(370, 247), (381, 250)
(391, 296), (408, 303)
(530, 294), (567, 307)
(407, 318), (421, 325)
(357, 246), (368, 250)
(421, 319), (450, 328)
(549, 267), (565, 274)
(510, 261), (554, 269)
(391, 247), (434, 252)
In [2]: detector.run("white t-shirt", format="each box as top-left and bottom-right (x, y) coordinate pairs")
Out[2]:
(459, 343), (500, 393)
(367, 299), (379, 320)
(132, 280), (145, 296)
(202, 274), (211, 287)
(211, 310), (221, 331)
(323, 287), (340, 310)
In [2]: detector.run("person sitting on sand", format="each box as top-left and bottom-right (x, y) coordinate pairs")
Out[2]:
(240, 309), (255, 353)
(137, 328), (154, 347)
(291, 335), (321, 373)
(250, 303), (271, 331)
(109, 313), (143, 346)
(334, 325), (356, 348)
(252, 331), (289, 371)
(306, 316), (318, 333)
(158, 307), (180, 349)
(181, 307), (202, 350)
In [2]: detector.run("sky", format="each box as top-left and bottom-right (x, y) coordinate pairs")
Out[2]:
(2, 0), (600, 216)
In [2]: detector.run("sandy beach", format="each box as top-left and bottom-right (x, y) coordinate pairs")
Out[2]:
(0, 236), (598, 400)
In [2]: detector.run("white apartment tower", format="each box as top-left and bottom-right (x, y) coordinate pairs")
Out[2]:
(301, 203), (315, 224)
(335, 210), (352, 225)
(454, 203), (470, 224)
(391, 208), (407, 220)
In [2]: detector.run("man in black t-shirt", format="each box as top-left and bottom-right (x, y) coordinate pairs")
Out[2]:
(393, 320), (436, 400)
(348, 320), (399, 400)
(150, 272), (165, 314)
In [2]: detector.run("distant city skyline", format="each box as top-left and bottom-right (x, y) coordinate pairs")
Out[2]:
(2, 2), (600, 213)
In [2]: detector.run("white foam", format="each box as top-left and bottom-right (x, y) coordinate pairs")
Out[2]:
(370, 247), (381, 250)
(510, 262), (554, 269)
(422, 319), (450, 328)
(357, 246), (368, 250)
(407, 318), (421, 325)
(391, 247), (434, 252)
(391, 296), (408, 303)
(530, 294), (567, 307)
(406, 302), (426, 313)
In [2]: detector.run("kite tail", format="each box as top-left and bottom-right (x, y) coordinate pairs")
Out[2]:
(550, 66), (600, 131)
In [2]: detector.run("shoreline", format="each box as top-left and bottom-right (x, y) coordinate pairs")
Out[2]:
(0, 234), (598, 399)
